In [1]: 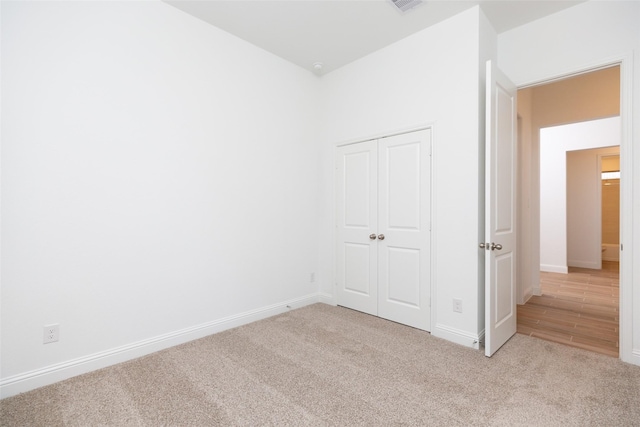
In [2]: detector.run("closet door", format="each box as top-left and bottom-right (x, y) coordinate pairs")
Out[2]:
(336, 130), (431, 332)
(336, 140), (378, 315)
(377, 130), (431, 331)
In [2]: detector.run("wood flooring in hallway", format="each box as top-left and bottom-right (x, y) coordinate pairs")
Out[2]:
(516, 261), (619, 357)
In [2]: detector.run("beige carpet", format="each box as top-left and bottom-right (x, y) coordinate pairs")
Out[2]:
(2, 303), (639, 426)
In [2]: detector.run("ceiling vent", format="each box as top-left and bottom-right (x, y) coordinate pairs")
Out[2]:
(388, 0), (423, 13)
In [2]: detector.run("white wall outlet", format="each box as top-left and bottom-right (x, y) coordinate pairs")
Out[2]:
(43, 324), (59, 344)
(310, 272), (316, 283)
(453, 299), (463, 313)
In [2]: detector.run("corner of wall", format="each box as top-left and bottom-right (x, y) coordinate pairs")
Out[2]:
(432, 324), (482, 350)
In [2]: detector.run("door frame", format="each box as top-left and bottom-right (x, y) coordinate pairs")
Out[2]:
(516, 52), (634, 364)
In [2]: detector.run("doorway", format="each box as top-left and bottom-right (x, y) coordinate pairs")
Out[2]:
(514, 65), (622, 357)
(601, 154), (621, 265)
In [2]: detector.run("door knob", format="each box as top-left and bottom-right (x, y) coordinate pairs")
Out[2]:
(369, 234), (377, 240)
(378, 234), (385, 240)
(479, 243), (487, 249)
(491, 243), (503, 251)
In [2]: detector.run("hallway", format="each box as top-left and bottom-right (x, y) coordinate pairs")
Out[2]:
(517, 261), (619, 357)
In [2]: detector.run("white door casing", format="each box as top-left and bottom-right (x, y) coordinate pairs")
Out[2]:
(485, 60), (517, 357)
(336, 130), (431, 331)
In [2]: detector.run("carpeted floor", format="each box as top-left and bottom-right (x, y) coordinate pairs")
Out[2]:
(1, 303), (639, 426)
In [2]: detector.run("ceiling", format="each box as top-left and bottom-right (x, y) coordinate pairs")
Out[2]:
(164, 0), (585, 75)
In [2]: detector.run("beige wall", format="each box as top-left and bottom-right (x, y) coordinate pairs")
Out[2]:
(531, 66), (620, 127)
(602, 155), (620, 172)
(602, 154), (621, 246)
(602, 180), (620, 245)
(602, 154), (620, 246)
(516, 89), (534, 302)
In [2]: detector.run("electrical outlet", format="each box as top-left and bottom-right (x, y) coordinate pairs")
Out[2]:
(43, 324), (59, 344)
(453, 299), (463, 313)
(310, 272), (316, 283)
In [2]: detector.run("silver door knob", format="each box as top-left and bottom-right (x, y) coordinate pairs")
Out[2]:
(378, 234), (385, 240)
(369, 234), (377, 240)
(479, 243), (487, 249)
(491, 243), (503, 251)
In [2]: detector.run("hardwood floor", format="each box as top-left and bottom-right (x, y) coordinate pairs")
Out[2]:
(517, 261), (619, 357)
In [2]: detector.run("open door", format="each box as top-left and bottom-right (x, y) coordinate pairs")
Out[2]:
(484, 60), (517, 357)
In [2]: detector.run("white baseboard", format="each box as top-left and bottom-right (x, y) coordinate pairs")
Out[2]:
(521, 288), (534, 304)
(621, 348), (640, 367)
(540, 264), (568, 274)
(568, 260), (600, 269)
(0, 294), (322, 399)
(432, 324), (481, 350)
(518, 285), (534, 305)
(318, 292), (336, 306)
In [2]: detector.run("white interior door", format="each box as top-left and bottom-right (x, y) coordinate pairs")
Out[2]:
(484, 60), (517, 357)
(377, 130), (431, 330)
(336, 140), (378, 315)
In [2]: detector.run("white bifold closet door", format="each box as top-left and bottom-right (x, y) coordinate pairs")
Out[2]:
(336, 129), (431, 331)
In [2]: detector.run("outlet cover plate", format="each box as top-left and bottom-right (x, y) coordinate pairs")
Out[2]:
(453, 299), (463, 313)
(43, 324), (59, 344)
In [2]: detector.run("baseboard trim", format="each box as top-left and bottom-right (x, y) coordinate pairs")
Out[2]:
(317, 292), (336, 306)
(0, 294), (321, 399)
(622, 348), (640, 367)
(540, 264), (568, 274)
(567, 260), (600, 269)
(432, 324), (481, 350)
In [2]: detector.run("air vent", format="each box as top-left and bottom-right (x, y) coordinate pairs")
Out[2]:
(389, 0), (423, 13)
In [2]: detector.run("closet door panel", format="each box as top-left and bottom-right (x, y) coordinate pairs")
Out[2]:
(385, 246), (421, 307)
(336, 141), (378, 315)
(378, 130), (431, 330)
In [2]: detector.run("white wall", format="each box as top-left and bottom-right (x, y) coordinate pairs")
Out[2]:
(1, 0), (322, 396)
(498, 2), (638, 88)
(540, 118), (620, 273)
(320, 7), (490, 348)
(4, 0), (639, 399)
